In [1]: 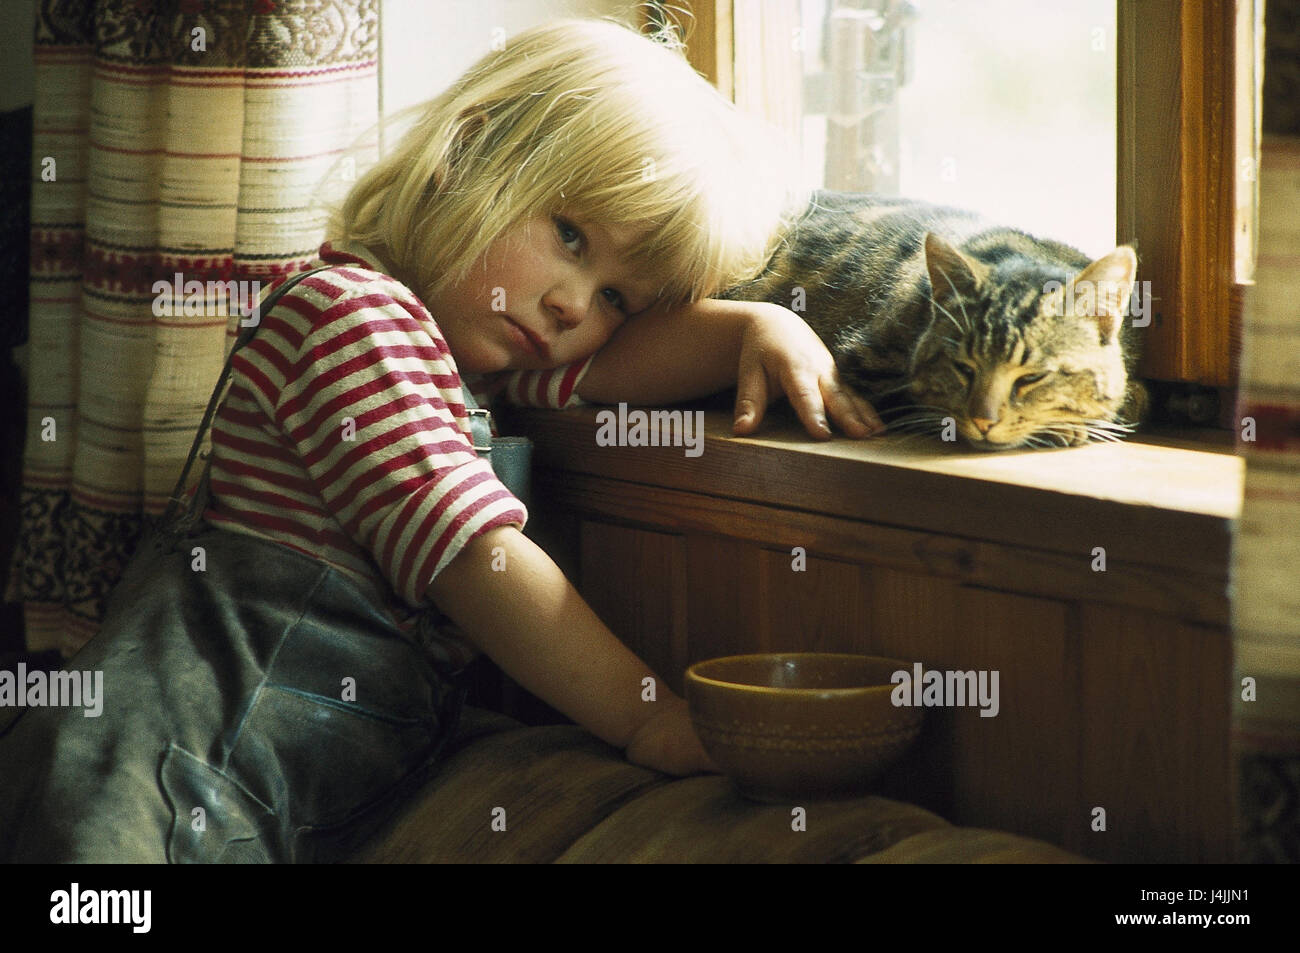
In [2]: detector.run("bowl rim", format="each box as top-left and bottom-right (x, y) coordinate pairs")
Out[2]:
(685, 652), (913, 697)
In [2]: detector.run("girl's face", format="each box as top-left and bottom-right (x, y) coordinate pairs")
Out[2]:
(428, 213), (664, 374)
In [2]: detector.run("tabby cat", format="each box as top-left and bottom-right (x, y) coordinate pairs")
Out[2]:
(721, 191), (1147, 450)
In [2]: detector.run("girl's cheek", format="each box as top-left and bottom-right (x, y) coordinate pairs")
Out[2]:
(590, 316), (623, 352)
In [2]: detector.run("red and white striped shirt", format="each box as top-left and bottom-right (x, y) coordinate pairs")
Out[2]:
(204, 241), (590, 668)
(466, 357), (590, 411)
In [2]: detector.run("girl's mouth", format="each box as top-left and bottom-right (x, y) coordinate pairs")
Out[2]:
(504, 316), (550, 361)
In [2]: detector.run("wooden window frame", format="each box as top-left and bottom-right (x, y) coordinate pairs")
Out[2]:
(654, 0), (1253, 427)
(1117, 0), (1241, 400)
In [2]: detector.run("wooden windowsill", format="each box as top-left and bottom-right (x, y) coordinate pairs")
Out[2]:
(504, 401), (1242, 593)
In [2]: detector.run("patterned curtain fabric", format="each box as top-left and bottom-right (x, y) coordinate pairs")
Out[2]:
(1232, 148), (1300, 863)
(6, 0), (380, 655)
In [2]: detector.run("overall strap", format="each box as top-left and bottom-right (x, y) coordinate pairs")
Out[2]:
(459, 378), (494, 454)
(156, 265), (335, 529)
(459, 381), (533, 507)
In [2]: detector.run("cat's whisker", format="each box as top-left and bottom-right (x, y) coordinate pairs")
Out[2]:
(1030, 421), (1131, 447)
(925, 289), (970, 334)
(879, 420), (933, 434)
(880, 400), (954, 415)
(927, 293), (967, 337)
(877, 406), (943, 420)
(883, 414), (951, 440)
(870, 381), (918, 399)
(883, 407), (948, 424)
(931, 265), (977, 337)
(1078, 414), (1133, 428)
(884, 428), (949, 449)
(1088, 421), (1136, 434)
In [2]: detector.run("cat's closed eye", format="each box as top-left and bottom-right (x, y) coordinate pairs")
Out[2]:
(1014, 373), (1048, 393)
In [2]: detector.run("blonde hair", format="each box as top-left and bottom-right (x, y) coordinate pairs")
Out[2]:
(331, 17), (805, 308)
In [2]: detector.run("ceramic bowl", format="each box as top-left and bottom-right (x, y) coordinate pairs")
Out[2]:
(685, 653), (924, 802)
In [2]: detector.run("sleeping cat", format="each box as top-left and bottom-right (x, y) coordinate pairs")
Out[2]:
(721, 191), (1147, 450)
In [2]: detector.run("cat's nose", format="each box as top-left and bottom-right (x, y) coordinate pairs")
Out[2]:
(971, 417), (997, 435)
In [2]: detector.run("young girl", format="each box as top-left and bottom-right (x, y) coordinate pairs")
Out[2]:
(0, 18), (880, 863)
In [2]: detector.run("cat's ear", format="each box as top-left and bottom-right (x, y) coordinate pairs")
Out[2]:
(925, 233), (986, 303)
(1068, 246), (1137, 345)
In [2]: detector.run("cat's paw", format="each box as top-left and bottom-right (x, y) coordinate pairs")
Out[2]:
(1117, 380), (1150, 427)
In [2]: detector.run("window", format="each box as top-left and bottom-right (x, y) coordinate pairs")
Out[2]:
(671, 0), (1264, 423)
(796, 0), (1116, 257)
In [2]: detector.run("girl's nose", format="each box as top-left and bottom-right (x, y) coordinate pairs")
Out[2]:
(542, 285), (589, 329)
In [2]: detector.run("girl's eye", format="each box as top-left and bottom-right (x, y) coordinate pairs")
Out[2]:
(602, 287), (626, 312)
(1015, 372), (1048, 393)
(555, 218), (582, 253)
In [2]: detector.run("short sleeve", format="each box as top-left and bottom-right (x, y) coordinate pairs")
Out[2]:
(493, 356), (593, 409)
(244, 280), (527, 607)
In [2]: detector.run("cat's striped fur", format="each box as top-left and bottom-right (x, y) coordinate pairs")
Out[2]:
(721, 191), (1147, 450)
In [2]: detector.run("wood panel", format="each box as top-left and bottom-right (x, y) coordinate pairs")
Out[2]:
(946, 586), (1074, 851)
(535, 470), (1231, 626)
(682, 534), (763, 669)
(1076, 603), (1233, 863)
(577, 520), (688, 696)
(854, 570), (1079, 852)
(861, 567), (964, 820)
(755, 547), (867, 654)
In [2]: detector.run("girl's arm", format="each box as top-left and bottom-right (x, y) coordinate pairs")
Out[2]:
(427, 524), (715, 777)
(574, 297), (884, 439)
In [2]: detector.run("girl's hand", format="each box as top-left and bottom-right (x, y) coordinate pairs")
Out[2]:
(624, 696), (720, 777)
(732, 302), (884, 440)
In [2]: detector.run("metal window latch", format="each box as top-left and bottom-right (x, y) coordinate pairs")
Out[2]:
(823, 0), (919, 193)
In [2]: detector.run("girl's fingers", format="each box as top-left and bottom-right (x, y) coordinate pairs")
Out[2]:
(860, 396), (886, 435)
(833, 377), (886, 436)
(822, 378), (879, 438)
(779, 364), (832, 439)
(733, 352), (770, 435)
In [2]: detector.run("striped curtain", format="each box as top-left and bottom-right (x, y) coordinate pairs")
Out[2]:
(6, 0), (380, 655)
(1232, 132), (1300, 862)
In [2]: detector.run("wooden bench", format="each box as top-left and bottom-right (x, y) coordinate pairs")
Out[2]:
(355, 706), (1089, 863)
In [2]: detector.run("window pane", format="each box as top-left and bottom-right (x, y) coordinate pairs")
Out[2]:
(800, 0), (1117, 257)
